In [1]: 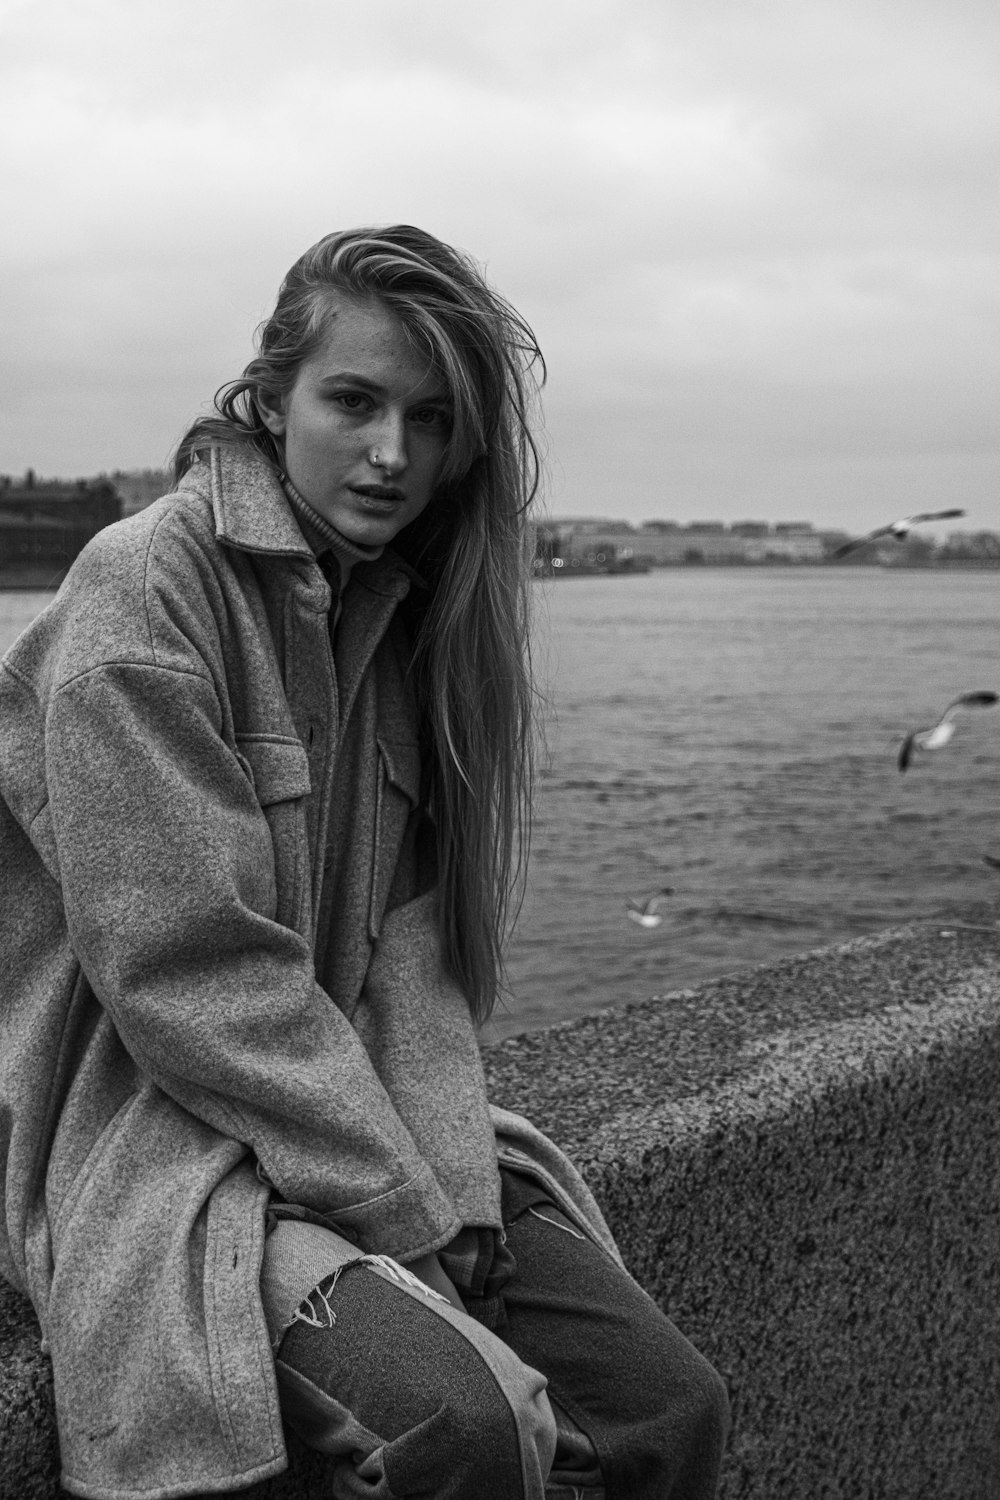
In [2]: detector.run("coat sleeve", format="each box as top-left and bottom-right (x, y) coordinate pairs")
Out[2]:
(44, 656), (461, 1261)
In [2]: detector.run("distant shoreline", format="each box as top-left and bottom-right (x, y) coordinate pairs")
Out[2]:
(4, 557), (999, 594)
(533, 558), (1000, 576)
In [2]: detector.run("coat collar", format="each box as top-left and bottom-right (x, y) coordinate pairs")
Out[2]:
(185, 443), (424, 600)
(206, 443), (313, 559)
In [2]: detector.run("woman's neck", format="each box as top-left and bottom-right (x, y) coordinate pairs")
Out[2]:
(280, 473), (385, 580)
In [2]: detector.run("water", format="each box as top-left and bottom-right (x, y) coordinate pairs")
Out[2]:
(0, 592), (55, 654)
(495, 566), (1000, 1038)
(4, 572), (998, 1041)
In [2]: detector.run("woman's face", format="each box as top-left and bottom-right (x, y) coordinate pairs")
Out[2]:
(259, 295), (452, 548)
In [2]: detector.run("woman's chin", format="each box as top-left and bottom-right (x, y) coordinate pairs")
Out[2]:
(325, 493), (417, 548)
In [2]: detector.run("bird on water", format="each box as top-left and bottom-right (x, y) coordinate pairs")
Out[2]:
(832, 509), (966, 560)
(625, 888), (675, 928)
(896, 691), (999, 772)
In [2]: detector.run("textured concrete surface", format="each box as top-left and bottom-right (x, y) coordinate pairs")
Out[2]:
(484, 922), (1000, 1499)
(3, 921), (1000, 1497)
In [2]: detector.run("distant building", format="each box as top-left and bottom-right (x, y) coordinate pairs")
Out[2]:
(0, 473), (121, 588)
(110, 468), (172, 517)
(534, 518), (646, 574)
(742, 530), (826, 563)
(730, 521), (769, 537)
(934, 530), (1000, 566)
(531, 513), (1000, 572)
(635, 527), (747, 564)
(541, 515), (835, 567)
(546, 517), (636, 537)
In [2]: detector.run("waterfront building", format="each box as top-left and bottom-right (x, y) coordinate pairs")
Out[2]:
(111, 469), (171, 516)
(635, 525), (748, 564)
(0, 473), (121, 588)
(540, 516), (837, 567)
(730, 521), (770, 537)
(742, 529), (827, 563)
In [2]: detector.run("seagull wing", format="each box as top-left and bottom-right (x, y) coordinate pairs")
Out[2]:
(646, 888), (676, 914)
(897, 732), (917, 772)
(941, 690), (999, 720)
(832, 531), (878, 558)
(832, 522), (901, 558)
(906, 509), (966, 524)
(837, 510), (966, 558)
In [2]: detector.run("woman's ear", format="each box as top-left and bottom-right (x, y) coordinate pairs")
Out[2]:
(256, 386), (286, 436)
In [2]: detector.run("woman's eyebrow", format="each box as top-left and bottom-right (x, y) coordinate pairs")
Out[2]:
(315, 370), (385, 393)
(316, 370), (450, 403)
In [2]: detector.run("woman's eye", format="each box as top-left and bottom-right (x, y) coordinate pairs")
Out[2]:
(335, 393), (371, 413)
(411, 407), (452, 431)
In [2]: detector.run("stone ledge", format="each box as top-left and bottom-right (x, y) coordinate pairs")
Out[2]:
(484, 921), (1000, 1498)
(3, 923), (1000, 1497)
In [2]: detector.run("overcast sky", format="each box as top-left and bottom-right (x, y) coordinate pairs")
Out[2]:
(2, 0), (998, 532)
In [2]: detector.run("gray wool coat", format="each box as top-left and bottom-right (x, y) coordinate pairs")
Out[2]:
(0, 445), (622, 1500)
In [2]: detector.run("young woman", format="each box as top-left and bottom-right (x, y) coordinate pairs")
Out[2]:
(0, 226), (729, 1499)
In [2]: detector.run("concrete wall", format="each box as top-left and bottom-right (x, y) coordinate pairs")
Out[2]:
(2, 923), (999, 1497)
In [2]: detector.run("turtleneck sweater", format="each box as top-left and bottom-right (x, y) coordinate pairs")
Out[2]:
(280, 472), (384, 576)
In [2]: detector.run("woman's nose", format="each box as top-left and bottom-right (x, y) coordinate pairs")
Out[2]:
(370, 412), (408, 475)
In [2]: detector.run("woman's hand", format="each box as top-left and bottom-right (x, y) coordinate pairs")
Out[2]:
(406, 1252), (465, 1312)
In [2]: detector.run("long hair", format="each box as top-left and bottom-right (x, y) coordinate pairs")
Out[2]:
(174, 226), (544, 1024)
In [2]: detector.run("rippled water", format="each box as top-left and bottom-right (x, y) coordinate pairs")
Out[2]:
(494, 567), (1000, 1038)
(4, 572), (999, 1042)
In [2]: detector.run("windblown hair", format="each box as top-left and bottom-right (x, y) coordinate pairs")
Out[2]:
(174, 226), (544, 1024)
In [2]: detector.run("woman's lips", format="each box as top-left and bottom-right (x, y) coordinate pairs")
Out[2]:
(350, 484), (405, 505)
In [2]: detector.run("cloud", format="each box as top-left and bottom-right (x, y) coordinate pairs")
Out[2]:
(1, 0), (998, 526)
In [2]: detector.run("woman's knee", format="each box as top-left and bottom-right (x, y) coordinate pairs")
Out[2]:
(647, 1306), (730, 1438)
(589, 1295), (729, 1492)
(688, 1345), (731, 1457)
(645, 1324), (731, 1492)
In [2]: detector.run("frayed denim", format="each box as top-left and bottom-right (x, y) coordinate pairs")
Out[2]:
(262, 1172), (730, 1499)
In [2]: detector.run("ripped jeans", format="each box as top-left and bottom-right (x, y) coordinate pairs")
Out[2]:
(260, 1171), (729, 1500)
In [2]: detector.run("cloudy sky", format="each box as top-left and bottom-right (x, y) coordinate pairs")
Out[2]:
(2, 0), (998, 532)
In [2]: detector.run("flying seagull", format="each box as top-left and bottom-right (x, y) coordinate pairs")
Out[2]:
(897, 691), (999, 772)
(832, 509), (966, 560)
(625, 888), (675, 928)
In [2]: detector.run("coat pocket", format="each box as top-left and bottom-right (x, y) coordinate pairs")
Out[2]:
(369, 735), (421, 940)
(236, 736), (312, 934)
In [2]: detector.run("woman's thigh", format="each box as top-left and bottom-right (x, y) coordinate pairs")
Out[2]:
(497, 1177), (730, 1500)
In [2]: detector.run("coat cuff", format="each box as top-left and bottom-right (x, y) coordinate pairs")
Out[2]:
(331, 1159), (462, 1262)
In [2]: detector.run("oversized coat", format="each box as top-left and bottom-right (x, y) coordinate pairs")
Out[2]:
(0, 445), (621, 1500)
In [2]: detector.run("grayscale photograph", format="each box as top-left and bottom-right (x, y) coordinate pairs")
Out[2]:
(1, 2), (998, 1497)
